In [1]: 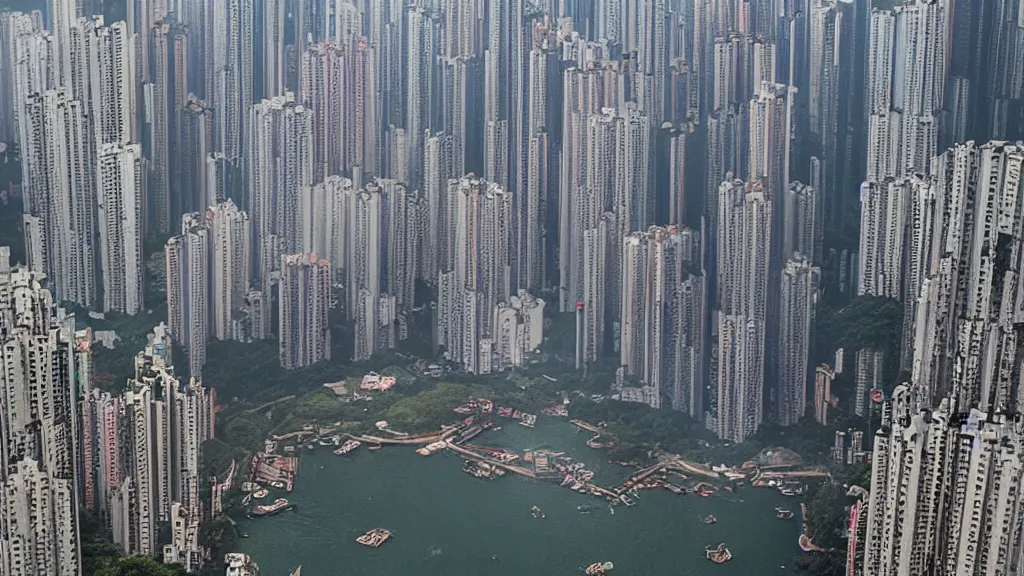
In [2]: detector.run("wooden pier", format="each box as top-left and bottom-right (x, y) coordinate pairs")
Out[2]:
(613, 463), (666, 493)
(345, 426), (460, 446)
(570, 420), (602, 434)
(445, 441), (537, 478)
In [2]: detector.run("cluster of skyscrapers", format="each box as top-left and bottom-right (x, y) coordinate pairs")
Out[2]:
(0, 250), (81, 576)
(844, 0), (1024, 570)
(6, 0), (1024, 571)
(848, 141), (1024, 576)
(0, 0), (845, 441)
(1, 8), (143, 315)
(0, 0), (931, 439)
(80, 323), (215, 572)
(0, 249), (214, 575)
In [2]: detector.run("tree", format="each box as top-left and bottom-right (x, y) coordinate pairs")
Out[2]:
(90, 556), (188, 576)
(81, 512), (188, 576)
(794, 551), (846, 576)
(225, 418), (264, 449)
(804, 481), (848, 550)
(385, 382), (480, 432)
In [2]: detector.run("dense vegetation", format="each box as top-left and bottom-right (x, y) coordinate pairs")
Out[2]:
(816, 296), (903, 358)
(814, 295), (905, 411)
(82, 515), (187, 576)
(792, 464), (872, 576)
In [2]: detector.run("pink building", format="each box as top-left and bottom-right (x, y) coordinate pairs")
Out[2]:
(80, 390), (122, 515)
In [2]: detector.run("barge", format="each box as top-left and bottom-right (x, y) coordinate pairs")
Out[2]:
(249, 498), (295, 517)
(356, 528), (391, 548)
(333, 439), (361, 455)
(705, 543), (732, 564)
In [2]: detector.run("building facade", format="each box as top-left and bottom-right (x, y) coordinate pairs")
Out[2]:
(279, 253), (332, 369)
(0, 263), (82, 575)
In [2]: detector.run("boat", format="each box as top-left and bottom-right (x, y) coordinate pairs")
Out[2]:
(698, 514), (717, 525)
(249, 498), (295, 517)
(584, 561), (614, 575)
(239, 533), (250, 539)
(368, 444), (382, 451)
(289, 567), (301, 576)
(775, 507), (795, 519)
(780, 484), (805, 496)
(463, 460), (505, 479)
(334, 439), (361, 455)
(269, 480), (286, 489)
(356, 528), (392, 548)
(252, 489), (269, 499)
(705, 543), (732, 564)
(531, 505), (546, 519)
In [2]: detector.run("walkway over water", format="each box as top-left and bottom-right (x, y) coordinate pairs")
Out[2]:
(445, 441), (537, 477)
(345, 427), (460, 445)
(613, 463), (666, 494)
(570, 420), (602, 434)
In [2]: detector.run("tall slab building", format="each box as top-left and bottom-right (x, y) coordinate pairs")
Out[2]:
(0, 259), (82, 575)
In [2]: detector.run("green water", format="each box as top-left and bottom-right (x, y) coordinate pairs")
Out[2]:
(237, 418), (802, 575)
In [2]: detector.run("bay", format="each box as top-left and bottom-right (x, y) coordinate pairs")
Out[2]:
(237, 417), (803, 575)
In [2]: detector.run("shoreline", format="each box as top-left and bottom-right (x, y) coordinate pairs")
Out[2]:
(233, 419), (805, 576)
(245, 413), (816, 517)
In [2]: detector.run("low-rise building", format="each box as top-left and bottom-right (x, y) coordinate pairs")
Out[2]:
(225, 553), (259, 576)
(361, 372), (397, 391)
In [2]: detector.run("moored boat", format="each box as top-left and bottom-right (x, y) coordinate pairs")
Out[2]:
(249, 498), (295, 517)
(356, 528), (392, 548)
(334, 439), (361, 455)
(663, 482), (685, 494)
(704, 543), (732, 564)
